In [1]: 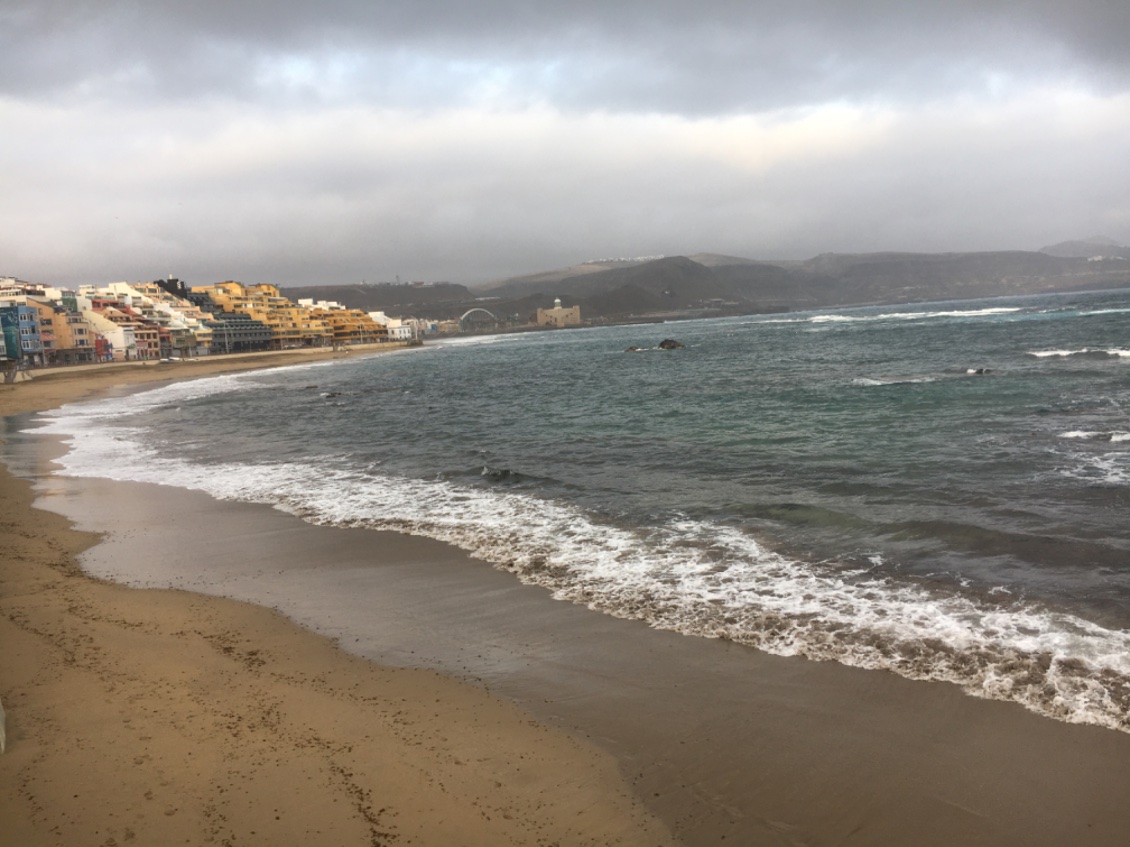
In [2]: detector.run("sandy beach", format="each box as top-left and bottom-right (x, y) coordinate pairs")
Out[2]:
(0, 353), (676, 846)
(4, 352), (1130, 846)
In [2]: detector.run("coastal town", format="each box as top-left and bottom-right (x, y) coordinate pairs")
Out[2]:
(0, 276), (429, 377)
(1, 275), (590, 380)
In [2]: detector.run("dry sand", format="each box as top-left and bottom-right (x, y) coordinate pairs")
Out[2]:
(0, 355), (676, 847)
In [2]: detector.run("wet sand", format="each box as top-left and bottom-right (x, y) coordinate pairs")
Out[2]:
(29, 470), (1130, 846)
(0, 344), (397, 416)
(5, 357), (1130, 845)
(0, 355), (675, 846)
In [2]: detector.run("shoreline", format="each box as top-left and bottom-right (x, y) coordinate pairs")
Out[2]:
(0, 352), (677, 846)
(0, 343), (413, 417)
(5, 348), (1130, 845)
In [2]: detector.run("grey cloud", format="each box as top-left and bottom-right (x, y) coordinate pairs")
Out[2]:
(3, 2), (1128, 288)
(5, 89), (1127, 287)
(4, 1), (1129, 112)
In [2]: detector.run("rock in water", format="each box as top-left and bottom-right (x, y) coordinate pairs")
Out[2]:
(658, 339), (684, 349)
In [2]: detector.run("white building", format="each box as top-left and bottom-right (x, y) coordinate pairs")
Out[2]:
(368, 311), (415, 341)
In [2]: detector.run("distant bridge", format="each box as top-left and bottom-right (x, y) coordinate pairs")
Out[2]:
(459, 308), (498, 330)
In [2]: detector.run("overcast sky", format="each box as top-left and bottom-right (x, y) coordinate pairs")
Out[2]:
(3, 1), (1129, 287)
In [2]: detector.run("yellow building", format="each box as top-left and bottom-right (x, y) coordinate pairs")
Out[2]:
(192, 282), (331, 349)
(26, 298), (102, 364)
(307, 305), (389, 346)
(536, 297), (581, 328)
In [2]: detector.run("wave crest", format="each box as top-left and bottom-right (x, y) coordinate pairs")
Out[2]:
(32, 395), (1130, 735)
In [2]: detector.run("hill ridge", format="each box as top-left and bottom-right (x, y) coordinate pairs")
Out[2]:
(280, 247), (1130, 323)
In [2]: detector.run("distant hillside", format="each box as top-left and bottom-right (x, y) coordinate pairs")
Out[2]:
(284, 246), (1130, 325)
(686, 252), (766, 268)
(279, 282), (473, 314)
(470, 249), (1130, 322)
(1040, 236), (1129, 259)
(477, 259), (666, 299)
(794, 250), (1096, 304)
(478, 255), (800, 310)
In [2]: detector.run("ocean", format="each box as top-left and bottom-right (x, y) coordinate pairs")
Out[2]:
(30, 288), (1130, 733)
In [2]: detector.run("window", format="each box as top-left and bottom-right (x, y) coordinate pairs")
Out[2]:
(40, 318), (53, 326)
(21, 339), (34, 350)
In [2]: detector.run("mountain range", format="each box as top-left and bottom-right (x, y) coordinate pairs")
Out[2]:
(281, 239), (1130, 324)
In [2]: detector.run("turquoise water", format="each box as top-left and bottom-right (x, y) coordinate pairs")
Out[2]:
(35, 288), (1130, 731)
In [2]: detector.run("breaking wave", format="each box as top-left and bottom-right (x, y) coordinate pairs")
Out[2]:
(1060, 431), (1130, 443)
(850, 376), (937, 386)
(807, 307), (1022, 324)
(1028, 348), (1130, 359)
(32, 388), (1130, 735)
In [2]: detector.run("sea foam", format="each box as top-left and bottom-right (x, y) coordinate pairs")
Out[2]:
(33, 382), (1130, 735)
(1029, 348), (1130, 358)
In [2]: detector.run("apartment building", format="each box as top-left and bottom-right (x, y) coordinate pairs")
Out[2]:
(0, 300), (45, 365)
(193, 282), (331, 349)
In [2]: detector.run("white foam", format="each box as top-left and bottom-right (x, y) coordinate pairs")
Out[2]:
(1029, 348), (1130, 359)
(851, 376), (937, 386)
(32, 381), (1130, 734)
(432, 334), (521, 347)
(879, 307), (1020, 320)
(32, 403), (1130, 733)
(1082, 308), (1130, 317)
(1059, 430), (1130, 442)
(1061, 452), (1130, 486)
(770, 301), (1123, 330)
(812, 307), (1021, 325)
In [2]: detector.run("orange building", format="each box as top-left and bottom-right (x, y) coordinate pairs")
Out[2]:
(193, 282), (331, 349)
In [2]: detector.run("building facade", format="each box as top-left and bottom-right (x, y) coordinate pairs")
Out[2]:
(536, 298), (582, 328)
(0, 299), (45, 365)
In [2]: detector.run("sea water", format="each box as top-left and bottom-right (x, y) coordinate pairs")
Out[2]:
(30, 288), (1130, 731)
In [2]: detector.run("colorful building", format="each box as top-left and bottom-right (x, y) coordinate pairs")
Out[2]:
(38, 303), (100, 365)
(192, 282), (331, 349)
(0, 298), (45, 365)
(301, 300), (388, 346)
(103, 282), (214, 356)
(183, 290), (273, 353)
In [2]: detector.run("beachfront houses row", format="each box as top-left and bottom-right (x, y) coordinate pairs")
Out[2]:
(1, 277), (419, 370)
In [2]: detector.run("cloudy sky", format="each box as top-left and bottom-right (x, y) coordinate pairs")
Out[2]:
(3, 1), (1128, 287)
